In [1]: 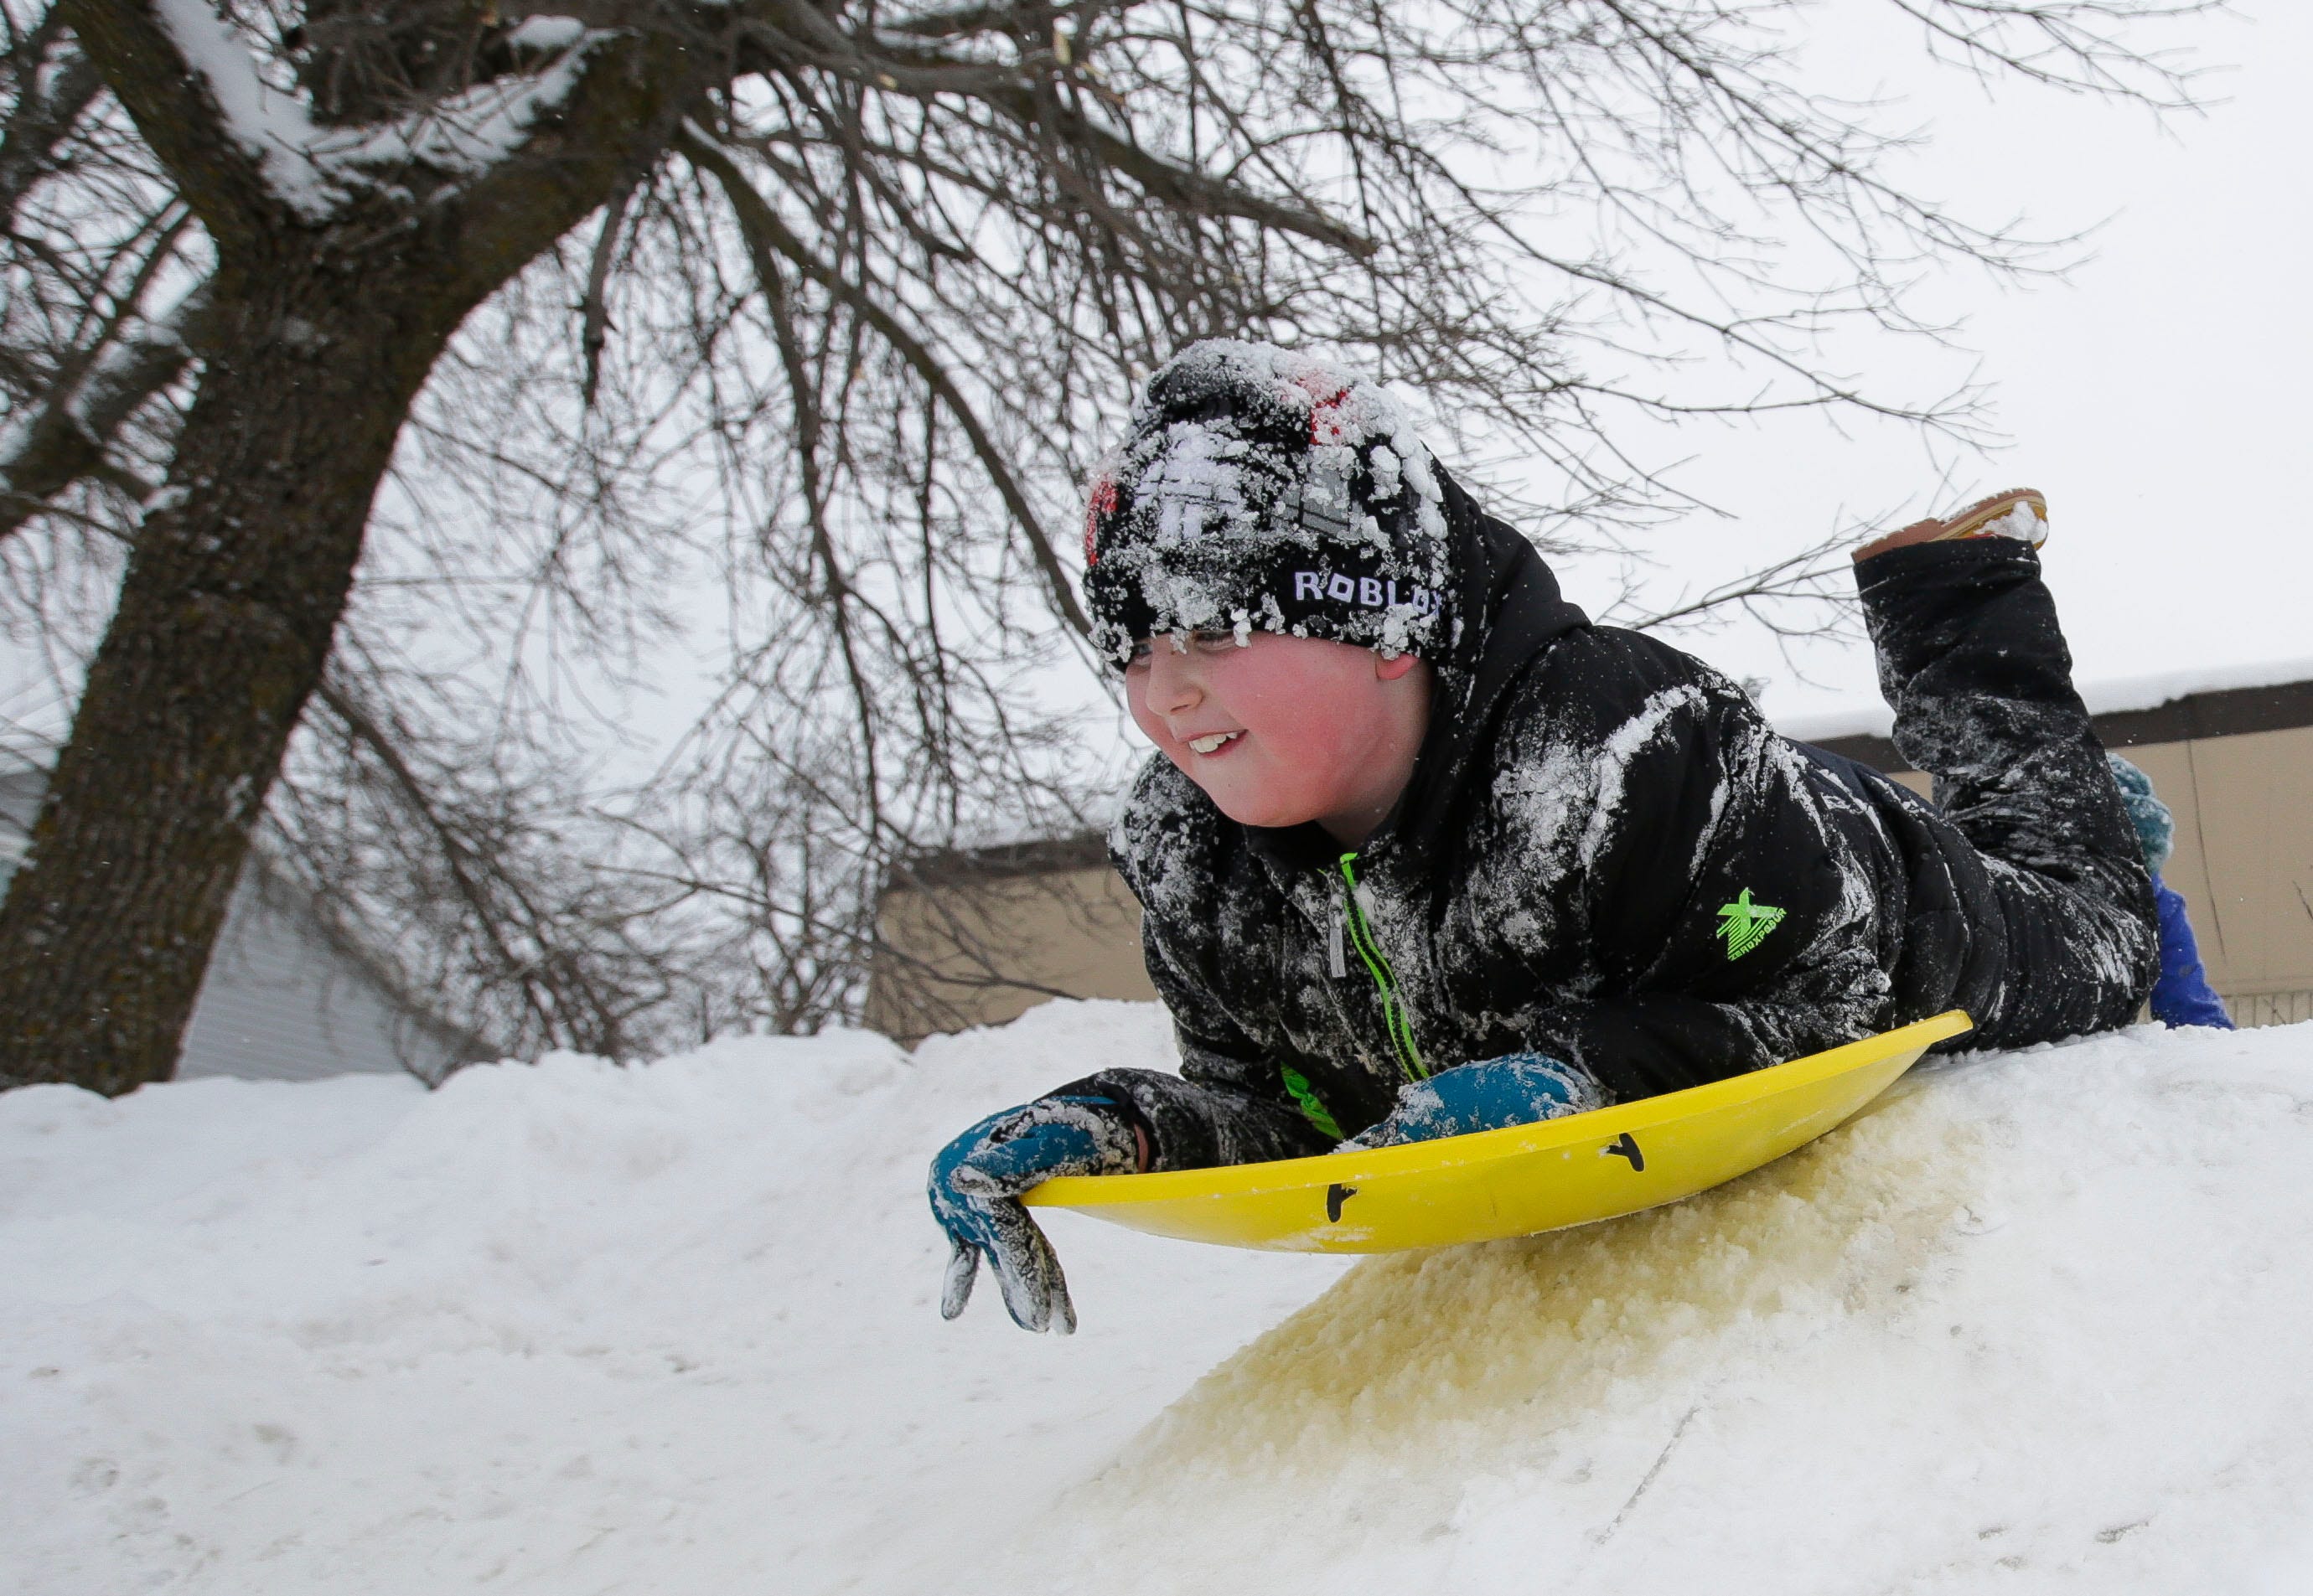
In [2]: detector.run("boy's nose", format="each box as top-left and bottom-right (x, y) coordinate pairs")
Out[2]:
(1142, 645), (1201, 716)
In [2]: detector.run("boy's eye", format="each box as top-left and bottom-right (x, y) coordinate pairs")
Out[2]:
(1122, 631), (1241, 669)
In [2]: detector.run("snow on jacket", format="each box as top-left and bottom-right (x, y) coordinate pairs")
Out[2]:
(1068, 475), (2009, 1169)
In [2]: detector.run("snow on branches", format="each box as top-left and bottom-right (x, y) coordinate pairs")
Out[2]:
(151, 1), (608, 221)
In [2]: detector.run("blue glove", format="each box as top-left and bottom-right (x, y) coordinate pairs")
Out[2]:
(1341, 1053), (1606, 1149)
(928, 1095), (1141, 1334)
(2108, 753), (2175, 872)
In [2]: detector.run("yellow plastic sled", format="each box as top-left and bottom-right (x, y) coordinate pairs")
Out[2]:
(1022, 1010), (1973, 1253)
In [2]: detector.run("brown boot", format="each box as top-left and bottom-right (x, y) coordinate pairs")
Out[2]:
(1854, 488), (2048, 563)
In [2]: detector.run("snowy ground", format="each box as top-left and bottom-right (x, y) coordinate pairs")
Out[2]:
(8, 1000), (2313, 1593)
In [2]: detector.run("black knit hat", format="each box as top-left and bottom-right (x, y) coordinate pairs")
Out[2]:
(1082, 340), (1463, 667)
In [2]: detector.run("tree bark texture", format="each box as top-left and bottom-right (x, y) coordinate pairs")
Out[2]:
(0, 261), (454, 1093)
(0, 5), (701, 1092)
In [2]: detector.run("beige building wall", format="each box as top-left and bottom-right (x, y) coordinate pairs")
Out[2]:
(864, 860), (1155, 1045)
(2124, 727), (2313, 1025)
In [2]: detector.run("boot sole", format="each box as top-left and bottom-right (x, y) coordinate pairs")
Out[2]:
(1854, 488), (2048, 563)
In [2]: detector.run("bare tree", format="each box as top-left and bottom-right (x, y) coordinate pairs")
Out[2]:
(0, 0), (2217, 1090)
(0, 3), (714, 1092)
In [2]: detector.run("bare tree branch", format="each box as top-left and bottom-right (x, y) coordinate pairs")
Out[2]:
(0, 272), (214, 545)
(680, 118), (1095, 638)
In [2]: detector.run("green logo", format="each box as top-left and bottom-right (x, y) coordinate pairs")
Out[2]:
(1715, 888), (1786, 960)
(1280, 1064), (1343, 1141)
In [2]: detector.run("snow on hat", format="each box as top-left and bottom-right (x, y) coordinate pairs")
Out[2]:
(1081, 339), (1461, 667)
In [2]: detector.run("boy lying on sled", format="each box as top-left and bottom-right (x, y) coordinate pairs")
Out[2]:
(929, 339), (2161, 1333)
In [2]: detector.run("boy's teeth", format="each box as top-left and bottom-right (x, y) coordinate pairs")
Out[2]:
(1187, 731), (1239, 754)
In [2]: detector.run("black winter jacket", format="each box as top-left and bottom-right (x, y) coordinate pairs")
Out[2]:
(1074, 486), (2040, 1169)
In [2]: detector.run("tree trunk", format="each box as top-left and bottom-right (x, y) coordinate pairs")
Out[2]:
(0, 5), (699, 1094)
(0, 251), (455, 1093)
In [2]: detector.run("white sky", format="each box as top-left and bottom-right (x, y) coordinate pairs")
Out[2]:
(1581, 2), (2313, 732)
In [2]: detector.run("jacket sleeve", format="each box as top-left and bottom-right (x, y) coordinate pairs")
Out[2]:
(1074, 772), (1336, 1169)
(1047, 932), (1334, 1170)
(1481, 646), (1896, 1103)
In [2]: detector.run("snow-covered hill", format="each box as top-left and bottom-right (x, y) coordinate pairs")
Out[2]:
(6, 1001), (2311, 1593)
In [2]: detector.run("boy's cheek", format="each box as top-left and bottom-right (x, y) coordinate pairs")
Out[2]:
(1124, 695), (1171, 751)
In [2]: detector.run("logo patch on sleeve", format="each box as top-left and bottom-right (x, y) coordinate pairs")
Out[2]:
(1715, 888), (1787, 960)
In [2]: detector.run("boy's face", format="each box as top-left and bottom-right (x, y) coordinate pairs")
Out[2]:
(1125, 630), (1432, 844)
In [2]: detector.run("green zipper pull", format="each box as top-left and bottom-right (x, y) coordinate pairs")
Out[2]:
(1337, 851), (1428, 1082)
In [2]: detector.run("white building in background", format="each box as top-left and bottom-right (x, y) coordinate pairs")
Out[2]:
(0, 759), (489, 1084)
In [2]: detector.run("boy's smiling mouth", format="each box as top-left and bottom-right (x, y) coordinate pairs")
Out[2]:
(1185, 731), (1243, 756)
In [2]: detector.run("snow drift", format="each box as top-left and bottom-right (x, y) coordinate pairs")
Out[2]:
(6, 1000), (2312, 1593)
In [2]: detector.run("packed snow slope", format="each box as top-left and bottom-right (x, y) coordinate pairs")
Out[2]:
(7, 1000), (2313, 1593)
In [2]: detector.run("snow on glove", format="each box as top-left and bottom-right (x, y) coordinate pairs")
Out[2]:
(927, 1095), (1141, 1334)
(1340, 1053), (1607, 1149)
